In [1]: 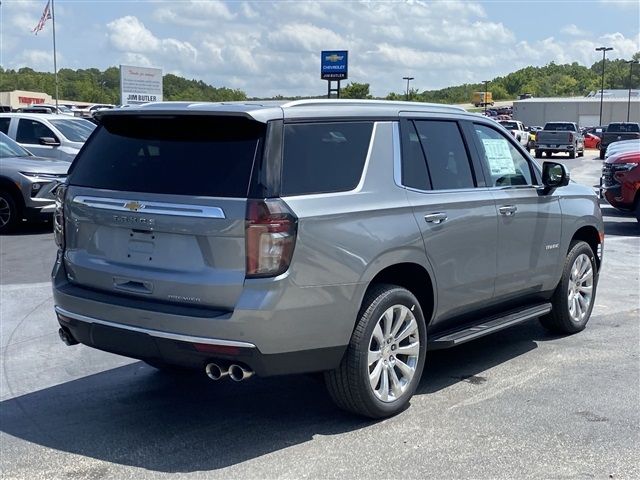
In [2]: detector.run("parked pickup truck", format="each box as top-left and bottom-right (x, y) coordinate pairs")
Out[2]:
(599, 122), (640, 159)
(498, 120), (529, 148)
(535, 122), (584, 159)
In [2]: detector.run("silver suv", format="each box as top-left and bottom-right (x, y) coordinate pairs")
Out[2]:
(0, 132), (68, 233)
(52, 100), (604, 418)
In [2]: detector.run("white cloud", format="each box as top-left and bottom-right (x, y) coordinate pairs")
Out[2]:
(561, 24), (587, 36)
(153, 0), (235, 27)
(107, 16), (160, 52)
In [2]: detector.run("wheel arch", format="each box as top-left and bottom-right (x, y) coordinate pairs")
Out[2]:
(570, 225), (602, 270)
(0, 176), (25, 211)
(361, 262), (436, 327)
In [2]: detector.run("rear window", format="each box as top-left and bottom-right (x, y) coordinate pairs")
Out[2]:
(544, 123), (576, 131)
(281, 122), (373, 196)
(69, 116), (265, 197)
(607, 123), (640, 133)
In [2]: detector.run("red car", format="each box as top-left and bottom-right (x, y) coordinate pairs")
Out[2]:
(601, 150), (640, 222)
(584, 133), (601, 149)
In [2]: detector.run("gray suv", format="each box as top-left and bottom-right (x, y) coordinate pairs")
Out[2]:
(52, 100), (604, 418)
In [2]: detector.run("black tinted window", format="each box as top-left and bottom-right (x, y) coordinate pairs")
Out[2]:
(282, 122), (373, 195)
(414, 120), (475, 190)
(544, 123), (576, 131)
(69, 116), (265, 197)
(0, 118), (10, 135)
(401, 121), (430, 190)
(16, 119), (56, 144)
(608, 123), (640, 133)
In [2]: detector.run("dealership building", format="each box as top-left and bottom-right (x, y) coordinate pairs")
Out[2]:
(513, 96), (640, 127)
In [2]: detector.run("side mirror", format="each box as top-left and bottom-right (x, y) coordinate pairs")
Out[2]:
(542, 161), (570, 191)
(39, 136), (60, 146)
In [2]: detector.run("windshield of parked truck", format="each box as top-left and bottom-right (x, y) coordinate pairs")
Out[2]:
(544, 123), (576, 131)
(49, 119), (96, 142)
(499, 121), (518, 130)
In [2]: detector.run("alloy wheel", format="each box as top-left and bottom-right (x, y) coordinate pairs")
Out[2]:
(367, 304), (420, 402)
(567, 253), (594, 323)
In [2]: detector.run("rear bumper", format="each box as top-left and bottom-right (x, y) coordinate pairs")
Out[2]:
(52, 254), (356, 376)
(536, 144), (574, 152)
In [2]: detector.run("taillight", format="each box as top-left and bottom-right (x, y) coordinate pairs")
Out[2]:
(569, 133), (574, 142)
(53, 183), (66, 249)
(245, 199), (297, 278)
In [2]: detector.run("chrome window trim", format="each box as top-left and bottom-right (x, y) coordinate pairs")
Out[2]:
(392, 121), (403, 188)
(55, 306), (256, 348)
(72, 196), (226, 219)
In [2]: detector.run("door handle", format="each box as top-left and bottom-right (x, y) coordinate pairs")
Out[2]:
(424, 212), (448, 224)
(499, 205), (518, 216)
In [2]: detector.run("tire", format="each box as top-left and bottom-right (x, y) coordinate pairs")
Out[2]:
(635, 198), (640, 223)
(578, 147), (584, 157)
(535, 150), (542, 159)
(599, 149), (605, 160)
(325, 284), (427, 418)
(0, 191), (19, 234)
(545, 151), (552, 158)
(569, 150), (576, 159)
(540, 241), (598, 334)
(596, 142), (601, 150)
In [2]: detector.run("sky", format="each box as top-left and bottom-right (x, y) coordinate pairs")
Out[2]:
(1, 0), (639, 98)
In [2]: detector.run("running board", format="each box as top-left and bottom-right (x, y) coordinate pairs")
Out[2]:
(428, 303), (552, 350)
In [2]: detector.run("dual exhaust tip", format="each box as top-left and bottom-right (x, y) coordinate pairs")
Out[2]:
(206, 362), (253, 382)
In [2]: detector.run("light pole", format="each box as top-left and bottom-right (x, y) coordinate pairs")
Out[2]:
(595, 46), (613, 126)
(626, 60), (638, 122)
(483, 80), (489, 114)
(403, 76), (414, 101)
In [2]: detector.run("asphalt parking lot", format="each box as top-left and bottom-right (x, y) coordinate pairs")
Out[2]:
(1, 150), (638, 480)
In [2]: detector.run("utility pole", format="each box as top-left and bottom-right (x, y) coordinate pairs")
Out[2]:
(403, 76), (414, 101)
(626, 60), (638, 122)
(483, 80), (489, 115)
(595, 46), (613, 126)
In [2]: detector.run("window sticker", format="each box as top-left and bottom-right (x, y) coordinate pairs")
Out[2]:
(481, 139), (516, 176)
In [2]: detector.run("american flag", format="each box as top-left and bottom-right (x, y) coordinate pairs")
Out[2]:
(32, 0), (52, 35)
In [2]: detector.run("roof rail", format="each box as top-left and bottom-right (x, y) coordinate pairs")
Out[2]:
(281, 98), (466, 112)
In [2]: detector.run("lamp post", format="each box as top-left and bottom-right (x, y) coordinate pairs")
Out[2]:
(626, 60), (638, 122)
(483, 80), (489, 115)
(595, 46), (613, 126)
(403, 76), (414, 101)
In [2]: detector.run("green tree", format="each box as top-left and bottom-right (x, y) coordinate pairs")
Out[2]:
(341, 82), (372, 99)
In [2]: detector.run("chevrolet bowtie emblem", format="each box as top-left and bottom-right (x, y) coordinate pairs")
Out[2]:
(124, 201), (144, 212)
(325, 54), (344, 62)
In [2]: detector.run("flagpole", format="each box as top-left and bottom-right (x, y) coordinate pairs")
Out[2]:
(51, 0), (59, 109)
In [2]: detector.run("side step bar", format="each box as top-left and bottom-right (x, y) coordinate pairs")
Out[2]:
(428, 303), (552, 350)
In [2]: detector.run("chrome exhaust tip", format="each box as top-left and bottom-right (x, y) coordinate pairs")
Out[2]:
(205, 362), (228, 381)
(58, 327), (78, 346)
(229, 364), (254, 382)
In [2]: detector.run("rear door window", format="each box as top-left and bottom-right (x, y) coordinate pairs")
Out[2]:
(414, 120), (475, 190)
(281, 122), (374, 196)
(69, 115), (265, 197)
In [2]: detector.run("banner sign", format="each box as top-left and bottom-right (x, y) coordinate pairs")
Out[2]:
(120, 65), (163, 106)
(321, 51), (348, 80)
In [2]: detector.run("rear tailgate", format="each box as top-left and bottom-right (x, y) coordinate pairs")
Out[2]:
(63, 114), (266, 310)
(536, 130), (572, 145)
(602, 132), (640, 148)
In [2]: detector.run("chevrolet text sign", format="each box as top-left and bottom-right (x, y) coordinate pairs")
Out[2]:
(120, 65), (163, 106)
(321, 50), (348, 80)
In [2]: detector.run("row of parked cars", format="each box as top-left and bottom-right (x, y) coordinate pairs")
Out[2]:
(599, 138), (640, 222)
(0, 112), (97, 232)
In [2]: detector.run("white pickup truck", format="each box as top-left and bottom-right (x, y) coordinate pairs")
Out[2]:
(498, 120), (529, 148)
